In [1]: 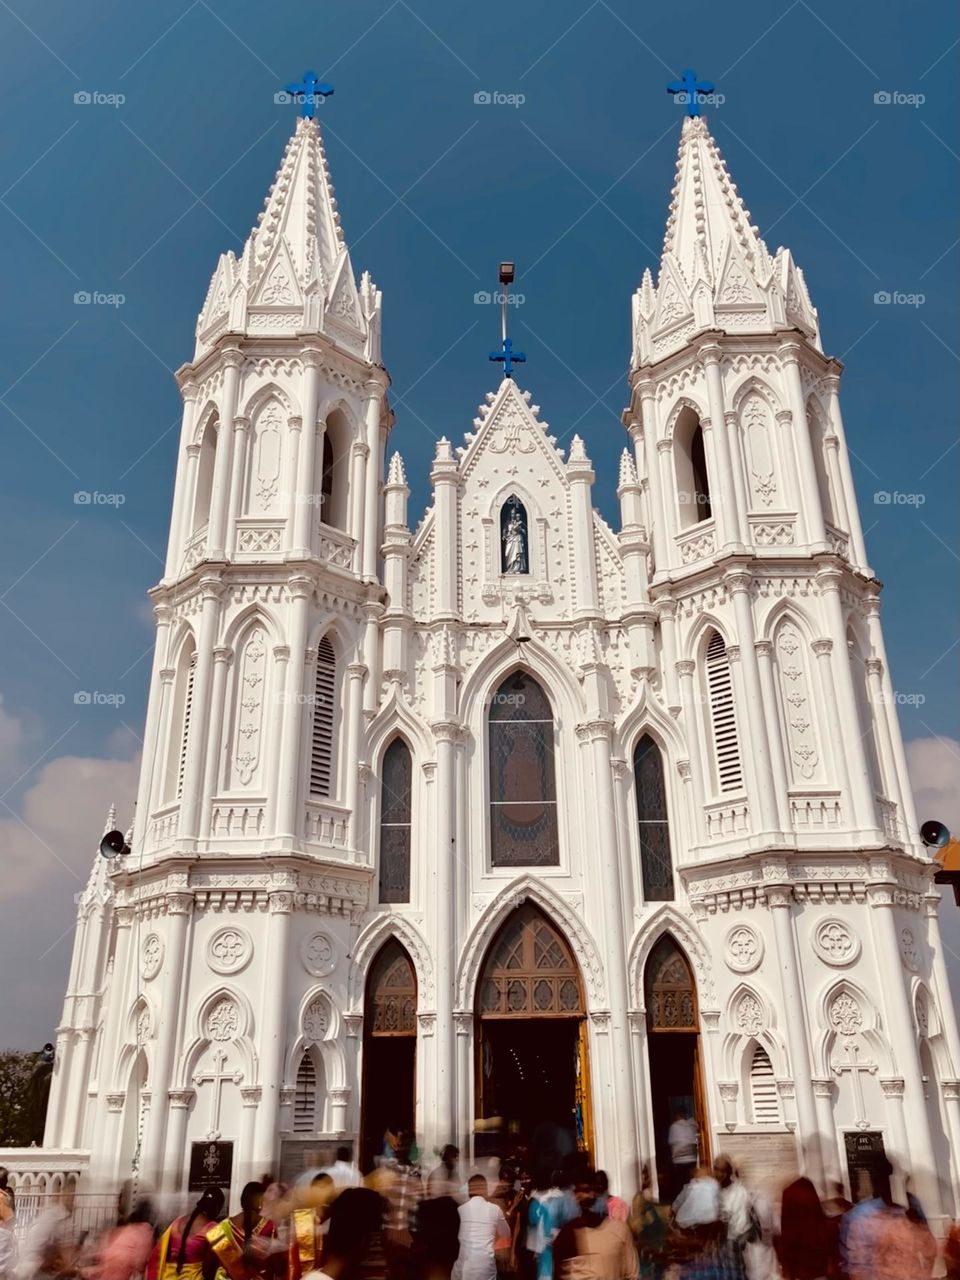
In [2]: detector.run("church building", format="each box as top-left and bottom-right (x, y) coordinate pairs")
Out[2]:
(43, 89), (960, 1223)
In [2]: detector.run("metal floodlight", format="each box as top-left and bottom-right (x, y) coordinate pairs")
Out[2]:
(498, 261), (516, 286)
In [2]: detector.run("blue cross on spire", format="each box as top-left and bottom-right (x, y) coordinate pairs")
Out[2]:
(490, 337), (526, 379)
(285, 70), (334, 119)
(667, 68), (714, 117)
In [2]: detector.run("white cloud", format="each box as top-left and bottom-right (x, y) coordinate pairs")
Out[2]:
(905, 736), (960, 834)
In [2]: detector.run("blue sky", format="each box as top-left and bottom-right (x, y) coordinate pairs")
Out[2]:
(0, 1), (957, 1046)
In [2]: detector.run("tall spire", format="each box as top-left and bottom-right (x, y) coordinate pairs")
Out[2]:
(195, 116), (382, 363)
(633, 115), (820, 366)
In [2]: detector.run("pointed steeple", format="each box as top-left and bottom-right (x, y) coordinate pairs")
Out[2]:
(195, 116), (381, 363)
(633, 115), (820, 365)
(78, 803), (117, 911)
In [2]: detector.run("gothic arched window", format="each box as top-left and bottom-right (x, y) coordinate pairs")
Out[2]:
(293, 1053), (319, 1133)
(192, 414), (218, 534)
(368, 940), (417, 1036)
(634, 735), (674, 901)
(500, 495), (529, 574)
(379, 739), (412, 903)
(309, 636), (337, 798)
(675, 407), (712, 528)
(644, 935), (697, 1030)
(489, 672), (559, 867)
(319, 409), (350, 531)
(164, 639), (197, 803)
(705, 630), (743, 793)
(748, 1042), (780, 1124)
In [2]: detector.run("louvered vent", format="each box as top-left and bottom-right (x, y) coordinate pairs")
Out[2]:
(750, 1043), (780, 1124)
(176, 652), (197, 801)
(293, 1054), (317, 1133)
(705, 632), (743, 792)
(310, 637), (336, 797)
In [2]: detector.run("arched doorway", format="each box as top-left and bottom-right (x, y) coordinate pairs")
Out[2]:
(644, 935), (709, 1198)
(475, 904), (592, 1163)
(360, 939), (417, 1171)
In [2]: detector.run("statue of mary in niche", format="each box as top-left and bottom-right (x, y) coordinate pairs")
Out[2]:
(500, 496), (529, 574)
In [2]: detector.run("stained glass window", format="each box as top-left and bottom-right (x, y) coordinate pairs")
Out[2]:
(379, 739), (412, 903)
(644, 936), (697, 1031)
(478, 905), (583, 1017)
(368, 940), (417, 1036)
(634, 735), (674, 901)
(489, 673), (559, 867)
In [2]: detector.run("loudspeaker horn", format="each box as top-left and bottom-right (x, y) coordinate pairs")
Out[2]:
(920, 819), (950, 849)
(99, 829), (130, 859)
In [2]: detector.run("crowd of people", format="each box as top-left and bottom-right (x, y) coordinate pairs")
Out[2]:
(4, 1142), (960, 1280)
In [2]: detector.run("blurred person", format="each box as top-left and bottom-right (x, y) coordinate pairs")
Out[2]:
(944, 1218), (960, 1280)
(148, 1188), (225, 1280)
(713, 1156), (758, 1280)
(205, 1183), (279, 1280)
(457, 1176), (510, 1280)
(427, 1148), (461, 1201)
(743, 1184), (775, 1280)
(0, 1169), (15, 1280)
(667, 1109), (698, 1198)
(412, 1198), (461, 1280)
(96, 1200), (156, 1280)
(552, 1171), (637, 1280)
(774, 1177), (832, 1280)
(591, 1174), (627, 1225)
(327, 1150), (360, 1191)
(839, 1159), (892, 1278)
(16, 1181), (78, 1280)
(289, 1175), (335, 1280)
(627, 1165), (669, 1280)
(374, 1131), (422, 1279)
(524, 1170), (568, 1280)
(303, 1188), (385, 1280)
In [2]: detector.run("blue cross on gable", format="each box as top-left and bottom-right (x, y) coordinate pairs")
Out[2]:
(285, 70), (334, 119)
(667, 69), (714, 117)
(490, 337), (526, 379)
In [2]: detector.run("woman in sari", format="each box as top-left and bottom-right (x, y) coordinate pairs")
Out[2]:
(148, 1190), (225, 1280)
(205, 1183), (280, 1280)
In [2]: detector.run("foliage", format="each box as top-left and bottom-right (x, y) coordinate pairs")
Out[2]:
(0, 1050), (50, 1147)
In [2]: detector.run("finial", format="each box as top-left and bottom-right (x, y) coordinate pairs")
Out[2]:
(102, 803), (117, 836)
(285, 70), (334, 120)
(488, 261), (526, 379)
(667, 69), (714, 118)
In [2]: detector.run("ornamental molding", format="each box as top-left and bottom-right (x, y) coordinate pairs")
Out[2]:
(344, 1014), (363, 1038)
(725, 924), (763, 973)
(141, 933), (164, 981)
(106, 1093), (126, 1113)
(240, 1086), (262, 1106)
(776, 1078), (796, 1098)
(812, 919), (860, 967)
(899, 928), (920, 972)
(418, 1012), (437, 1037)
(718, 1081), (739, 1101)
(589, 1011), (612, 1033)
(301, 930), (337, 977)
(168, 1089), (195, 1108)
(207, 926), (253, 975)
(879, 1077), (905, 1098)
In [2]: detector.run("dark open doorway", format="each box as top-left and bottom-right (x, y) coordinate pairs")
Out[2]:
(359, 939), (417, 1172)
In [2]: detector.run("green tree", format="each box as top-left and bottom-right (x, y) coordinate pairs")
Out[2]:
(0, 1049), (51, 1146)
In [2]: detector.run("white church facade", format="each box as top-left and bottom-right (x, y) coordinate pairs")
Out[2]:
(41, 104), (960, 1222)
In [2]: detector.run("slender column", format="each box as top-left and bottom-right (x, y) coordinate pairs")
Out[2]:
(344, 663), (367, 855)
(200, 646), (232, 840)
(44, 1027), (72, 1146)
(362, 601), (383, 717)
(362, 379), (386, 580)
(225, 416), (251, 557)
(149, 666), (177, 815)
(865, 657), (905, 828)
(330, 1086), (350, 1134)
(281, 417), (302, 554)
(178, 576), (224, 844)
(659, 599), (680, 713)
(865, 595), (919, 840)
(869, 888), (941, 1217)
(239, 1087), (261, 1183)
(878, 1077), (910, 1181)
(175, 445), (202, 568)
(162, 1089), (195, 1191)
(755, 640), (792, 832)
(727, 571), (780, 836)
(291, 352), (322, 556)
(429, 721), (459, 1157)
(274, 578), (312, 844)
(656, 439), (678, 570)
(924, 897), (960, 1087)
(431, 440), (459, 619)
(166, 380), (200, 578)
(580, 720), (640, 1198)
(102, 1094), (127, 1183)
(454, 1013), (472, 1164)
(676, 661), (708, 842)
(133, 604), (174, 853)
(628, 1013), (655, 1186)
(811, 1078), (839, 1183)
(637, 382), (669, 574)
(778, 341), (827, 548)
(940, 1081), (960, 1209)
(768, 886), (824, 1186)
(91, 905), (135, 1172)
(817, 568), (877, 833)
(724, 410), (751, 543)
(252, 890), (294, 1170)
(567, 441), (600, 616)
(811, 640), (854, 826)
(700, 343), (741, 547)
(207, 349), (243, 559)
(61, 1030), (92, 1148)
(823, 435), (850, 536)
(141, 895), (192, 1184)
(349, 442), (369, 566)
(823, 372), (869, 569)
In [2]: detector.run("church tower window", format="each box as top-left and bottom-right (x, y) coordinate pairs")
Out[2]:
(674, 407), (712, 528)
(164, 640), (196, 804)
(319, 409), (350, 530)
(379, 738), (412, 903)
(489, 672), (559, 867)
(309, 637), (337, 798)
(500, 495), (529, 574)
(634, 735), (674, 901)
(192, 414), (218, 532)
(705, 631), (743, 793)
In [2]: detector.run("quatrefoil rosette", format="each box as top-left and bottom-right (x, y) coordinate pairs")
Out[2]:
(724, 924), (763, 974)
(812, 919), (860, 967)
(207, 926), (253, 975)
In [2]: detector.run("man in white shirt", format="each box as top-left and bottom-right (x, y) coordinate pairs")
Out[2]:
(327, 1146), (361, 1188)
(456, 1175), (509, 1280)
(667, 1107), (699, 1196)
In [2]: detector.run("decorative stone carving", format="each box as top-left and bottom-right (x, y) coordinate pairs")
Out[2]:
(301, 930), (337, 977)
(735, 992), (764, 1036)
(775, 621), (820, 783)
(812, 920), (860, 967)
(232, 626), (267, 787)
(206, 997), (241, 1042)
(136, 1004), (151, 1042)
(899, 928), (919, 972)
(828, 992), (863, 1037)
(725, 924), (763, 973)
(303, 996), (329, 1043)
(141, 933), (164, 980)
(741, 392), (777, 506)
(718, 1081), (739, 1101)
(208, 927), (252, 975)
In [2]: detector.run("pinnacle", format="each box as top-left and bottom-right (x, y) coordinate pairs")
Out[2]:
(386, 452), (407, 486)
